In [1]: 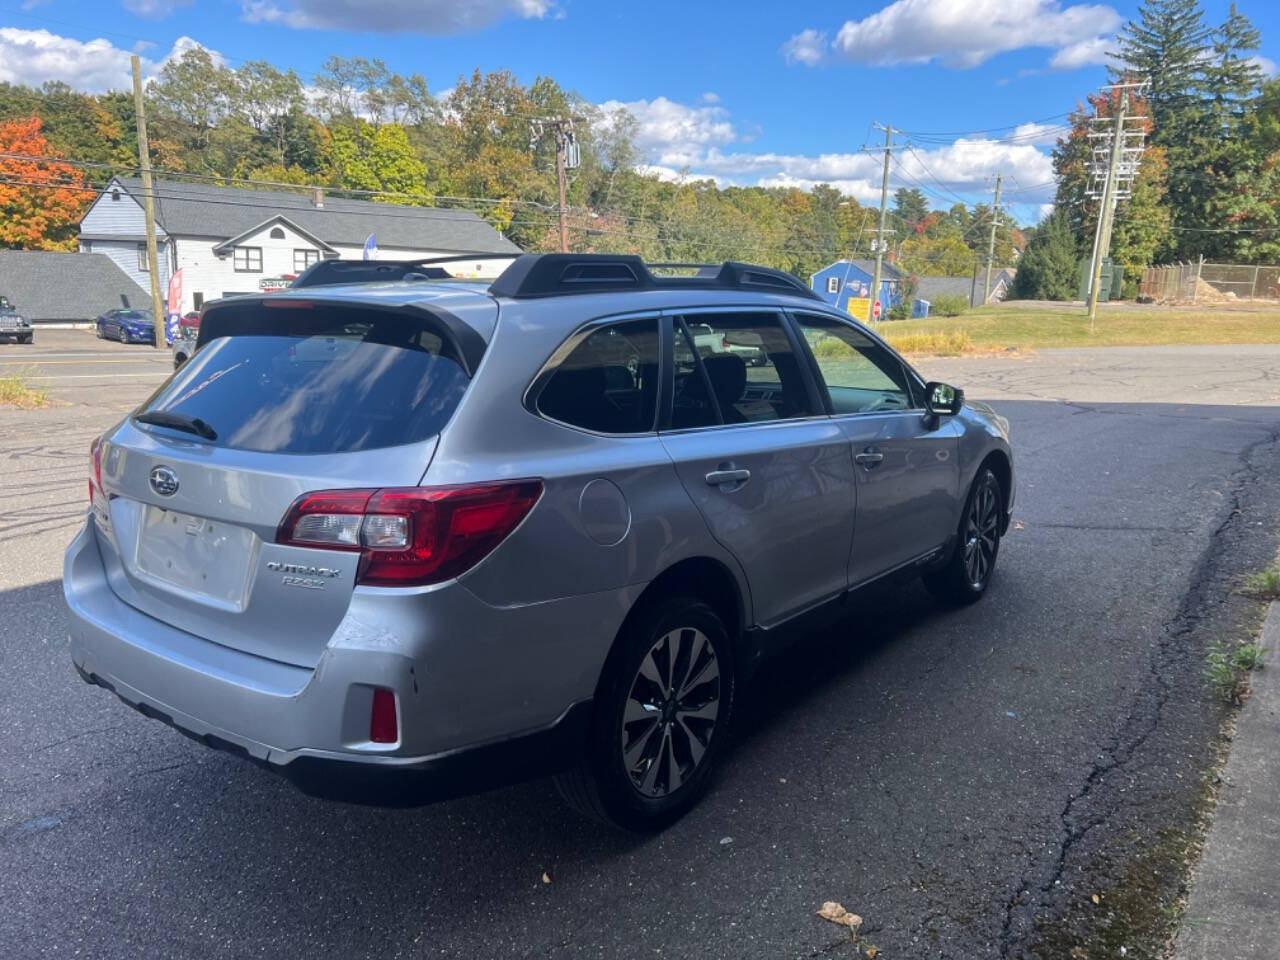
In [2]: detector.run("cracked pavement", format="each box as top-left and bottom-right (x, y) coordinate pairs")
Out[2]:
(2, 334), (1279, 959)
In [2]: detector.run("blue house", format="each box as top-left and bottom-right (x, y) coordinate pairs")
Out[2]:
(810, 259), (906, 320)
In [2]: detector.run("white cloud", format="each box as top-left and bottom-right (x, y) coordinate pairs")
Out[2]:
(598, 96), (739, 169)
(241, 0), (553, 34)
(610, 95), (1057, 211)
(122, 0), (194, 18)
(1048, 35), (1115, 70)
(0, 28), (219, 92)
(786, 0), (1122, 70)
(1250, 55), (1278, 78)
(780, 28), (827, 66)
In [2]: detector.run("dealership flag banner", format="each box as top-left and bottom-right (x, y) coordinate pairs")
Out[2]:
(363, 235), (377, 261)
(165, 268), (183, 345)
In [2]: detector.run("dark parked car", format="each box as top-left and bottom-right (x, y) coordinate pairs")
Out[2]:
(95, 309), (155, 344)
(0, 295), (33, 343)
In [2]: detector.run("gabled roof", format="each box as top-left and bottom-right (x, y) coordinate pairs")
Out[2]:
(211, 215), (337, 255)
(914, 276), (975, 303)
(108, 177), (522, 254)
(0, 251), (150, 321)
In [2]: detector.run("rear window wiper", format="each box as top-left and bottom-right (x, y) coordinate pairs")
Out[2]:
(134, 410), (218, 441)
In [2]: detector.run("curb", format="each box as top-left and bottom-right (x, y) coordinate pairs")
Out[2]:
(1173, 602), (1280, 959)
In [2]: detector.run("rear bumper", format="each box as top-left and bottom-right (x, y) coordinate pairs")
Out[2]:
(63, 519), (632, 804)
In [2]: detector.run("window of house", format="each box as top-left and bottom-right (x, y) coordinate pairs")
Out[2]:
(269, 227), (286, 240)
(111, 189), (121, 201)
(294, 248), (320, 272)
(669, 312), (817, 427)
(535, 319), (659, 434)
(826, 276), (840, 294)
(233, 247), (263, 273)
(137, 244), (148, 272)
(795, 313), (914, 415)
(192, 293), (204, 310)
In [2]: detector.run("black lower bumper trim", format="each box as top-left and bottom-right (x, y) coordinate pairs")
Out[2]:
(75, 663), (593, 807)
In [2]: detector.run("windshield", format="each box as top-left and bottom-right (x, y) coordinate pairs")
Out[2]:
(136, 303), (470, 454)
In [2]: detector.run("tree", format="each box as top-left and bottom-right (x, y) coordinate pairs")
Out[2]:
(1111, 146), (1173, 292)
(893, 187), (928, 232)
(0, 116), (90, 250)
(326, 122), (430, 200)
(1011, 211), (1079, 300)
(1113, 0), (1211, 150)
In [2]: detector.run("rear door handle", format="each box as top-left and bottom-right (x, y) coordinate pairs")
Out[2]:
(705, 468), (751, 487)
(855, 448), (884, 467)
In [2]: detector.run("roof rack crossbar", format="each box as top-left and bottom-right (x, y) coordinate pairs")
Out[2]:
(488, 254), (823, 301)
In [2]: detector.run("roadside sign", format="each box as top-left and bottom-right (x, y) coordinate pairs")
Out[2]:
(846, 298), (871, 321)
(872, 299), (882, 320)
(259, 277), (292, 292)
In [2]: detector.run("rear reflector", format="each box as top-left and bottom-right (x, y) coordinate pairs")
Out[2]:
(276, 479), (543, 587)
(369, 688), (398, 744)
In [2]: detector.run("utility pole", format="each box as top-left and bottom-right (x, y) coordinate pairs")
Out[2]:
(554, 124), (569, 253)
(870, 123), (894, 324)
(1085, 83), (1147, 328)
(531, 117), (578, 253)
(983, 173), (1003, 305)
(131, 55), (165, 351)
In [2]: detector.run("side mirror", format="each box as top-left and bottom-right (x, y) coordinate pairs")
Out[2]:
(924, 381), (964, 417)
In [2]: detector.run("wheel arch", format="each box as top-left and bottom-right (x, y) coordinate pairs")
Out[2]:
(599, 555), (748, 692)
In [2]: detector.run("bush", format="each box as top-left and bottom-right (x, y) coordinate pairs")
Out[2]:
(883, 329), (974, 356)
(929, 294), (969, 317)
(886, 302), (912, 321)
(812, 335), (849, 358)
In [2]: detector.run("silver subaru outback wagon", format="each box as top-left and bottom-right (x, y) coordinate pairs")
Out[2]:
(63, 254), (1014, 830)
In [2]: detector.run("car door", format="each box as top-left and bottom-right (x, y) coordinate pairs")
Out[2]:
(659, 309), (856, 627)
(791, 311), (960, 587)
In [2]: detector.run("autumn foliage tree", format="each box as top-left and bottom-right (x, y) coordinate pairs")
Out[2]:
(0, 116), (90, 251)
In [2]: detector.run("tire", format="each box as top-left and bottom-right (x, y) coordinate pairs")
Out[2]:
(19, 333), (32, 344)
(117, 326), (127, 344)
(924, 466), (1003, 605)
(554, 597), (736, 831)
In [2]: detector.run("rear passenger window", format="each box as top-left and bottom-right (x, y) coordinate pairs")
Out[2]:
(671, 312), (817, 426)
(537, 319), (660, 433)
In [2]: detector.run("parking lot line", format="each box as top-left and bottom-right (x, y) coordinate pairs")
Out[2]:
(0, 358), (170, 366)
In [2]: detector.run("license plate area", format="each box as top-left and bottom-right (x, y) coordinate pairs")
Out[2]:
(134, 505), (257, 611)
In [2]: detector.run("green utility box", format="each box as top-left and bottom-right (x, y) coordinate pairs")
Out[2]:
(1078, 258), (1115, 302)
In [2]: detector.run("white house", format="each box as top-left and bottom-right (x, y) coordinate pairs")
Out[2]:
(78, 177), (522, 314)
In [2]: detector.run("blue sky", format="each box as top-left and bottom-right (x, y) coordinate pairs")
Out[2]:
(1, 0), (1276, 223)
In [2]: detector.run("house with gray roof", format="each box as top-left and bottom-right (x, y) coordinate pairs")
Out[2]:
(0, 250), (150, 323)
(78, 177), (521, 314)
(913, 268), (1016, 315)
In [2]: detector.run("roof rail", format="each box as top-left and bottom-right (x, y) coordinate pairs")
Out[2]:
(488, 254), (822, 301)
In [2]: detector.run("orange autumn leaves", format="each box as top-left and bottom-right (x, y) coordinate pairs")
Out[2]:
(0, 116), (91, 252)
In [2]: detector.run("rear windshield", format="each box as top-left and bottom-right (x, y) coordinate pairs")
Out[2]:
(136, 303), (469, 454)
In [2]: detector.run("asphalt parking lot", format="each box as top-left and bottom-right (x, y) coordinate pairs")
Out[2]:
(2, 330), (1279, 959)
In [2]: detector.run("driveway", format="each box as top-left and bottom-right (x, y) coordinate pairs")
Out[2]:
(2, 333), (1278, 959)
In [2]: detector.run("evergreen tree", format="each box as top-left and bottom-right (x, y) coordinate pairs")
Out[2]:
(1113, 0), (1210, 150)
(1011, 211), (1079, 300)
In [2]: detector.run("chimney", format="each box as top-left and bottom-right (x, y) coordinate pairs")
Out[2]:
(310, 187), (324, 208)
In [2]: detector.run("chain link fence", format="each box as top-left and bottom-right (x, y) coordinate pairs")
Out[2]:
(1140, 261), (1280, 303)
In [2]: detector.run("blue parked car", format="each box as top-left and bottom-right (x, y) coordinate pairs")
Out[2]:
(95, 308), (155, 344)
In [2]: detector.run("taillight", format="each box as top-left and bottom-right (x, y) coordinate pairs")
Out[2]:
(721, 336), (731, 349)
(89, 436), (103, 501)
(276, 480), (543, 587)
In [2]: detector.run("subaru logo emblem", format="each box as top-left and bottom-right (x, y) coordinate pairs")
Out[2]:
(149, 466), (179, 497)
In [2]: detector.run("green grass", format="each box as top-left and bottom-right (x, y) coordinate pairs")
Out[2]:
(877, 301), (1280, 352)
(1206, 639), (1267, 703)
(0, 369), (49, 409)
(1241, 567), (1280, 601)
